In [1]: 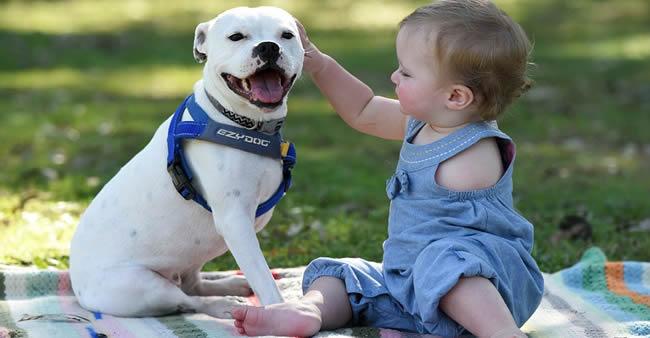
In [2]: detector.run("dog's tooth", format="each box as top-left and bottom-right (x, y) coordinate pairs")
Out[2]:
(242, 79), (250, 91)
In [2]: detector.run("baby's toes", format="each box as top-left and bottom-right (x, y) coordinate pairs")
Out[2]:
(231, 306), (246, 321)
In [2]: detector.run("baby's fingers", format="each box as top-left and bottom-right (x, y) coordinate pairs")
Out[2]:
(294, 18), (325, 74)
(294, 19), (312, 49)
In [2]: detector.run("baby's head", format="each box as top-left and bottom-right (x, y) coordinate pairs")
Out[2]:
(398, 0), (532, 121)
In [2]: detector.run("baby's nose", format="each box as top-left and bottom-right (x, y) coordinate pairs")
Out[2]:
(390, 70), (399, 85)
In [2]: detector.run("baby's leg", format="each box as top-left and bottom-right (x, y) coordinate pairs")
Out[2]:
(232, 276), (351, 336)
(440, 276), (526, 338)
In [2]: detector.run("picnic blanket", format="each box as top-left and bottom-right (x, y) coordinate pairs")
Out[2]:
(1, 247), (649, 338)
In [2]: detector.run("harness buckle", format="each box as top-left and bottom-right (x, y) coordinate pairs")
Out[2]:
(167, 156), (196, 200)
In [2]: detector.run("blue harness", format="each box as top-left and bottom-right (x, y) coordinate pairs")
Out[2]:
(166, 94), (296, 217)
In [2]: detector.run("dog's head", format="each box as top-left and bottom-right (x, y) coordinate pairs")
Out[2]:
(194, 7), (304, 117)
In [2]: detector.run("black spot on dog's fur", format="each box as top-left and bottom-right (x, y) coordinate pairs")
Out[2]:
(130, 230), (137, 238)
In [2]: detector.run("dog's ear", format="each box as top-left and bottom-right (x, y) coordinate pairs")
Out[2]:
(193, 21), (212, 63)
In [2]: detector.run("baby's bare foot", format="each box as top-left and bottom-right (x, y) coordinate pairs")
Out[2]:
(232, 302), (322, 337)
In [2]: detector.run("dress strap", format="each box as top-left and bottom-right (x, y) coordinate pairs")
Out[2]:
(433, 121), (510, 165)
(398, 120), (511, 170)
(405, 118), (424, 139)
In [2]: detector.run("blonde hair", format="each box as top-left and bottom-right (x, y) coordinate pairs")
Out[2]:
(400, 0), (533, 120)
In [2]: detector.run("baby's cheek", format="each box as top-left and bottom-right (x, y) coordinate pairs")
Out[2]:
(397, 88), (416, 112)
(395, 86), (407, 102)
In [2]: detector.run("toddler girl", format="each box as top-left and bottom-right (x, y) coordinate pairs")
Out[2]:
(233, 1), (543, 337)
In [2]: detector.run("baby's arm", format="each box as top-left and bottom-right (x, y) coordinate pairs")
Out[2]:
(297, 21), (406, 141)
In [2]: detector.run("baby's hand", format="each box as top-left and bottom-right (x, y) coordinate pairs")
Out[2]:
(295, 20), (327, 75)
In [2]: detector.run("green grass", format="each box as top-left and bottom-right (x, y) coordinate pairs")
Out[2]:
(1, 0), (649, 272)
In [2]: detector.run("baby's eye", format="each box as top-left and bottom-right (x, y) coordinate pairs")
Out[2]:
(400, 70), (411, 77)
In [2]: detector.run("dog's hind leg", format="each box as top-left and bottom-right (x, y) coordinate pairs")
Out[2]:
(77, 266), (246, 318)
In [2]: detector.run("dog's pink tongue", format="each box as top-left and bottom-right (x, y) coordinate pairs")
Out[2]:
(249, 71), (284, 104)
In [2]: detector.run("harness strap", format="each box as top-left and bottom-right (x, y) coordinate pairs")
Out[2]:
(182, 95), (284, 158)
(166, 94), (296, 217)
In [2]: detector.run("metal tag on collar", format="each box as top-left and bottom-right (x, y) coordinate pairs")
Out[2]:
(280, 142), (290, 157)
(257, 119), (284, 134)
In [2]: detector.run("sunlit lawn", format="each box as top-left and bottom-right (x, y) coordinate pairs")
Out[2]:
(1, 0), (649, 272)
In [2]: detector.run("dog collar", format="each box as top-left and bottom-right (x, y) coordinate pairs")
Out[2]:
(166, 94), (297, 217)
(204, 89), (285, 135)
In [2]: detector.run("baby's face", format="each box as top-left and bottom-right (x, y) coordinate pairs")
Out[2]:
(391, 26), (451, 122)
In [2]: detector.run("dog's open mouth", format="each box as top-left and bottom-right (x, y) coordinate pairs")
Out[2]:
(222, 65), (296, 109)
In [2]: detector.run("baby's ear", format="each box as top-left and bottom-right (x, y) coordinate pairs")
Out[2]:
(446, 84), (474, 111)
(193, 20), (214, 63)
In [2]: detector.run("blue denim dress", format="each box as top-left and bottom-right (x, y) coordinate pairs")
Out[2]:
(302, 119), (544, 336)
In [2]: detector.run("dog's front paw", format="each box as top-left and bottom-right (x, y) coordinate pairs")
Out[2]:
(221, 275), (254, 297)
(199, 296), (248, 318)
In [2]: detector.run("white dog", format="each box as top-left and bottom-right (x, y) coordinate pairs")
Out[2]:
(69, 6), (304, 318)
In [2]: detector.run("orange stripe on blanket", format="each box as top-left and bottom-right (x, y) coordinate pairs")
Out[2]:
(605, 262), (650, 307)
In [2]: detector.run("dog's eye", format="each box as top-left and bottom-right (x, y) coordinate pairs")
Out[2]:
(228, 33), (245, 41)
(281, 31), (294, 39)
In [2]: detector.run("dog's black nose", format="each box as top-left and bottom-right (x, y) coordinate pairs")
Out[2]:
(252, 42), (280, 63)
